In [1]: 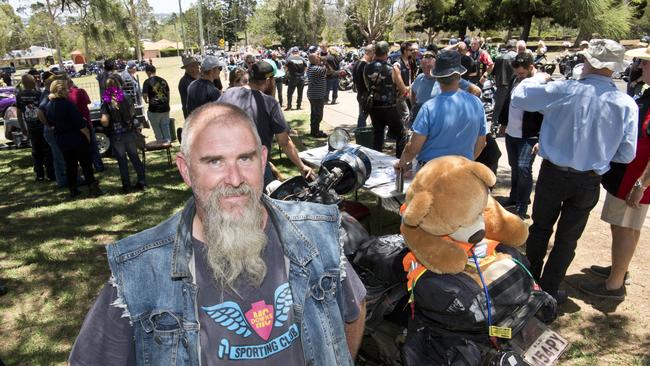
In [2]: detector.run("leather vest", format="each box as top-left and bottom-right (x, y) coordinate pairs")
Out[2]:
(364, 59), (396, 107)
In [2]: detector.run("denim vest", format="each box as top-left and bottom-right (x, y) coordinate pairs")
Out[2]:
(106, 196), (354, 366)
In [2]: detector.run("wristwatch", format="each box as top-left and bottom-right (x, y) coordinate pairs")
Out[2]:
(633, 180), (646, 190)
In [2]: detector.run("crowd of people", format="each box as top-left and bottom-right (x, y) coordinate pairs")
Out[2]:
(3, 33), (648, 364)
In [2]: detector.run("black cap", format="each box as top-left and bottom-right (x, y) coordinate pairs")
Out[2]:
(250, 60), (275, 80)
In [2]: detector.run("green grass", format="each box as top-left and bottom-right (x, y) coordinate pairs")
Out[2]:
(5, 103), (646, 365)
(0, 111), (382, 365)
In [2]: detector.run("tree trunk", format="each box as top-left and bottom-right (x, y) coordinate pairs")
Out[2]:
(506, 28), (512, 41)
(129, 0), (142, 61)
(44, 0), (64, 68)
(574, 28), (589, 48)
(520, 13), (533, 41)
(83, 33), (91, 61)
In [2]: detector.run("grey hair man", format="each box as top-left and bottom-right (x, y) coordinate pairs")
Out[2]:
(511, 39), (638, 304)
(69, 103), (367, 366)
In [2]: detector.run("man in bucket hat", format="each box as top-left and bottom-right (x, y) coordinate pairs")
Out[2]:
(394, 50), (488, 171)
(511, 39), (638, 305)
(179, 56), (200, 119)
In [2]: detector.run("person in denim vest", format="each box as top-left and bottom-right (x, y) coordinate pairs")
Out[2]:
(69, 103), (366, 366)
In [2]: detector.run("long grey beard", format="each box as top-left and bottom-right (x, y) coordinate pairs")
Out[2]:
(202, 184), (268, 290)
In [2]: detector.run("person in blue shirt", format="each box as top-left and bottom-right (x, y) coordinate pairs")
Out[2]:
(409, 49), (481, 126)
(395, 50), (487, 171)
(511, 39), (638, 304)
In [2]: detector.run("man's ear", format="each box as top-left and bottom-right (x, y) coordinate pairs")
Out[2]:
(260, 145), (268, 169)
(176, 152), (192, 188)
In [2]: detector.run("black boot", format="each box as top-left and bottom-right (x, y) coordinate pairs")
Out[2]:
(69, 188), (81, 199)
(88, 181), (104, 197)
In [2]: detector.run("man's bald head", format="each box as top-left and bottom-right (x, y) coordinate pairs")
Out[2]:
(180, 103), (262, 161)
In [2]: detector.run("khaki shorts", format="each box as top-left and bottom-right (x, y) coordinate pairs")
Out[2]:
(601, 192), (649, 231)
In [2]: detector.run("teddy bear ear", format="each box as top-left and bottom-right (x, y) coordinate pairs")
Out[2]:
(403, 191), (434, 227)
(468, 160), (497, 188)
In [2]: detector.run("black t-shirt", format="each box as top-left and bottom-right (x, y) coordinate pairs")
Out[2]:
(68, 217), (367, 366)
(194, 222), (304, 365)
(460, 55), (476, 81)
(46, 98), (88, 149)
(100, 97), (135, 134)
(186, 79), (221, 116)
(218, 87), (288, 159)
(16, 88), (42, 129)
(142, 75), (170, 113)
(179, 73), (196, 118)
(326, 55), (340, 79)
(353, 60), (368, 98)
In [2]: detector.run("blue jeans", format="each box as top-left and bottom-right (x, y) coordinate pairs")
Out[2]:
(43, 126), (67, 187)
(110, 132), (145, 187)
(326, 77), (338, 102)
(147, 111), (171, 142)
(505, 134), (537, 215)
(89, 126), (104, 171)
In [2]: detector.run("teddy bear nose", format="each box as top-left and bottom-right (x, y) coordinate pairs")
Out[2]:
(468, 230), (485, 244)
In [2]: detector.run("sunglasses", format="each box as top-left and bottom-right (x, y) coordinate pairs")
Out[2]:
(423, 54), (435, 59)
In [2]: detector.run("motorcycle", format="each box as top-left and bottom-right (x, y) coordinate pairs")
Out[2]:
(269, 129), (567, 366)
(338, 61), (355, 92)
(481, 78), (498, 136)
(558, 54), (584, 80)
(534, 54), (556, 76)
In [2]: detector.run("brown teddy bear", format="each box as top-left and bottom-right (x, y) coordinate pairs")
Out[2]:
(400, 156), (528, 275)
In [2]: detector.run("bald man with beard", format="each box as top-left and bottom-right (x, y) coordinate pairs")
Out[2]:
(69, 103), (366, 366)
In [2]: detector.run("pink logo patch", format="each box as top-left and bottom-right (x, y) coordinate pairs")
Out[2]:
(245, 300), (275, 341)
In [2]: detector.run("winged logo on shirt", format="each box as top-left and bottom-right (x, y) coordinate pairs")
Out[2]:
(202, 282), (294, 341)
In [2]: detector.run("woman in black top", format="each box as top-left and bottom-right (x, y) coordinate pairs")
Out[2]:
(100, 76), (146, 193)
(45, 79), (102, 198)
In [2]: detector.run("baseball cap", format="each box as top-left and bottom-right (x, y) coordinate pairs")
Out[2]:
(289, 47), (300, 53)
(126, 60), (137, 69)
(449, 38), (459, 46)
(250, 59), (285, 80)
(181, 56), (200, 69)
(201, 56), (224, 72)
(578, 39), (627, 72)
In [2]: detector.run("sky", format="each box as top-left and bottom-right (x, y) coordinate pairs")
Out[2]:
(7, 0), (198, 15)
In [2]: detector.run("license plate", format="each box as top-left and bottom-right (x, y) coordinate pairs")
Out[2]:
(523, 328), (569, 366)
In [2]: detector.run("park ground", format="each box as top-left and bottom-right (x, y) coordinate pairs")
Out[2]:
(0, 56), (649, 365)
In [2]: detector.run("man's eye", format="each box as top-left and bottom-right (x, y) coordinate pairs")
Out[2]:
(208, 159), (222, 166)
